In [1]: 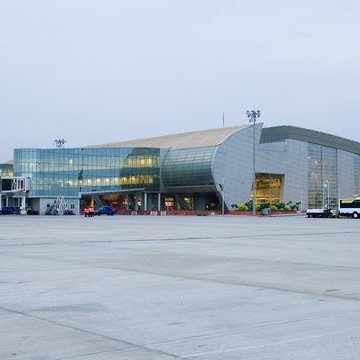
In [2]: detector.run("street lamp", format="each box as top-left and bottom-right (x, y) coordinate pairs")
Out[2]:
(323, 180), (330, 208)
(219, 177), (225, 215)
(246, 109), (261, 216)
(78, 148), (84, 194)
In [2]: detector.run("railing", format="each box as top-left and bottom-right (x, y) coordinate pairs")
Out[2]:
(115, 209), (298, 216)
(117, 210), (223, 216)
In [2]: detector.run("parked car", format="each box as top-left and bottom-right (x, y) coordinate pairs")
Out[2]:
(94, 206), (116, 216)
(26, 207), (39, 215)
(0, 206), (21, 215)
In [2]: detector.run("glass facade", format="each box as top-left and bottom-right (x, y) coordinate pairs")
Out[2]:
(308, 143), (338, 208)
(162, 146), (216, 188)
(255, 173), (283, 204)
(14, 147), (161, 197)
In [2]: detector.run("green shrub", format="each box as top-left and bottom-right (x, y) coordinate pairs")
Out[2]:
(244, 200), (253, 210)
(258, 202), (270, 210)
(237, 203), (248, 211)
(273, 202), (286, 210)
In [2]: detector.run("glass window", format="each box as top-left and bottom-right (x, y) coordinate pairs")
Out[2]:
(308, 143), (337, 208)
(162, 146), (216, 187)
(251, 174), (284, 205)
(14, 147), (161, 197)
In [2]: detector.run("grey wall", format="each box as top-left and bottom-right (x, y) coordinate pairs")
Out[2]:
(212, 125), (310, 210)
(212, 123), (262, 209)
(258, 140), (359, 209)
(257, 139), (308, 209)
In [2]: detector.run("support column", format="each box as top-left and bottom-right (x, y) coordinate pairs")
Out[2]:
(20, 196), (26, 214)
(21, 196), (26, 209)
(158, 193), (161, 211)
(126, 194), (129, 210)
(135, 193), (138, 211)
(144, 192), (148, 211)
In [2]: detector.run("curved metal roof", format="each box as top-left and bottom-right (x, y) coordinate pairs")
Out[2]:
(89, 125), (249, 149)
(261, 126), (360, 155)
(89, 124), (360, 155)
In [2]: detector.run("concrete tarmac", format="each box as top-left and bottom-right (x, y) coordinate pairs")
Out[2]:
(1, 215), (360, 359)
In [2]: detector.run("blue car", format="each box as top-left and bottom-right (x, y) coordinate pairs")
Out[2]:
(0, 206), (21, 215)
(94, 206), (117, 216)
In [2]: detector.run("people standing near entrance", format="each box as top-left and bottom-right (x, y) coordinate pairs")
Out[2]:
(84, 207), (94, 217)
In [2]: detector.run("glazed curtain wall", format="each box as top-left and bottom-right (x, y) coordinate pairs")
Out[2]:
(255, 174), (284, 204)
(14, 148), (160, 197)
(308, 143), (337, 208)
(354, 156), (360, 196)
(162, 146), (216, 188)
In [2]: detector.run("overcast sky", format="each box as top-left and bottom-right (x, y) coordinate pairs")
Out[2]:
(1, 0), (360, 162)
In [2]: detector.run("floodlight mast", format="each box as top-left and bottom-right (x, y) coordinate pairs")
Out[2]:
(246, 110), (261, 216)
(54, 139), (66, 149)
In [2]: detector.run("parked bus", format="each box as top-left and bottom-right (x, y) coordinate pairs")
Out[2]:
(338, 198), (360, 218)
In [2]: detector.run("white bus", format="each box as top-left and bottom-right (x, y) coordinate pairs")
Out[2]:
(338, 198), (360, 218)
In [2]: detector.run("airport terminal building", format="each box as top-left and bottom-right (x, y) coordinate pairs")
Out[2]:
(1, 124), (360, 214)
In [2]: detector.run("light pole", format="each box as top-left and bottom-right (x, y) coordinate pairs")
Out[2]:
(246, 109), (261, 216)
(323, 180), (330, 208)
(78, 148), (84, 194)
(221, 177), (225, 215)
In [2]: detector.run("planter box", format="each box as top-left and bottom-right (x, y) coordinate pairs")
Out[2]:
(229, 210), (297, 216)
